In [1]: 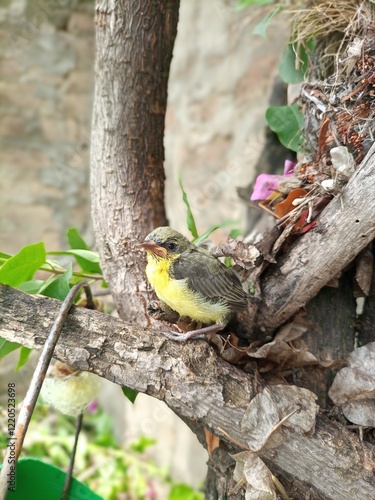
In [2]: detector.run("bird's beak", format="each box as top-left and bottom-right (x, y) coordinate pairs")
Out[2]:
(138, 240), (167, 258)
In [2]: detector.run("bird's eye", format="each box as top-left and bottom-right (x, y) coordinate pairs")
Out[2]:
(166, 242), (177, 251)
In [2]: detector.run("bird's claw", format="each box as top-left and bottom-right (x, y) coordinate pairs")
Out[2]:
(161, 331), (207, 341)
(161, 322), (227, 342)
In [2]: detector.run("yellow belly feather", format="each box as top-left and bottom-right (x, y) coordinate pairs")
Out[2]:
(146, 255), (229, 324)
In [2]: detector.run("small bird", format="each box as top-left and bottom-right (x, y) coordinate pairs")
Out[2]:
(139, 226), (248, 341)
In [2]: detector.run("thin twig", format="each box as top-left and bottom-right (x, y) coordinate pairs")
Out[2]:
(61, 413), (84, 500)
(0, 281), (86, 499)
(40, 264), (103, 281)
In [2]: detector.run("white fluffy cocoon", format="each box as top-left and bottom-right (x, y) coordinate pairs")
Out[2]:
(41, 365), (101, 417)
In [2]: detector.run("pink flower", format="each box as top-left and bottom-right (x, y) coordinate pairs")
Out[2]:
(250, 159), (296, 201)
(87, 399), (98, 413)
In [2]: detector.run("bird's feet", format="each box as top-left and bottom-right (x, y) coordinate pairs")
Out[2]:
(161, 323), (227, 342)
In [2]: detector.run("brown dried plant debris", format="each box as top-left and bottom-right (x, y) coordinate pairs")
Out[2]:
(328, 341), (375, 427)
(290, 0), (375, 80)
(267, 31), (375, 248)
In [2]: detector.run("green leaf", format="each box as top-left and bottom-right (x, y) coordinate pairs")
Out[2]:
(279, 43), (306, 84)
(0, 337), (21, 359)
(16, 346), (32, 371)
(0, 251), (12, 260)
(179, 176), (198, 240)
(67, 227), (90, 250)
(169, 484), (204, 500)
(17, 279), (44, 294)
(193, 220), (237, 246)
(224, 257), (233, 268)
(66, 228), (102, 274)
(130, 436), (156, 454)
(39, 265), (73, 300)
(265, 103), (304, 152)
(229, 228), (242, 239)
(0, 457), (102, 500)
(48, 249), (102, 275)
(237, 0), (273, 8)
(252, 6), (283, 38)
(0, 242), (46, 287)
(121, 386), (138, 404)
(48, 250), (100, 262)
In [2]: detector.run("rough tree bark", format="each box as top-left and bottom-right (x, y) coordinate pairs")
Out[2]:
(0, 285), (374, 500)
(90, 0), (179, 326)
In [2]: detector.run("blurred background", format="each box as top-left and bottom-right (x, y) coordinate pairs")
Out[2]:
(0, 0), (286, 495)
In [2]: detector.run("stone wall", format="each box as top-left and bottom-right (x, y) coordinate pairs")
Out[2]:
(0, 0), (286, 489)
(0, 0), (95, 252)
(165, 1), (286, 237)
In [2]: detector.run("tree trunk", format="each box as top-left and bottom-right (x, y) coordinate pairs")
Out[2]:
(295, 275), (356, 408)
(90, 0), (179, 326)
(359, 245), (375, 345)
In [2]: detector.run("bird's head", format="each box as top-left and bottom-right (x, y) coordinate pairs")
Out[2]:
(139, 226), (192, 260)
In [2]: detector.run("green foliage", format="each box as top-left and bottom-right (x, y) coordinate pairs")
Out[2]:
(39, 265), (73, 301)
(0, 338), (22, 358)
(229, 228), (242, 239)
(0, 338), (31, 371)
(13, 402), (201, 500)
(0, 242), (46, 287)
(121, 385), (139, 404)
(237, 0), (274, 8)
(169, 483), (204, 500)
(0, 458), (102, 500)
(179, 177), (238, 244)
(130, 435), (157, 454)
(0, 228), (106, 370)
(265, 103), (304, 152)
(193, 220), (237, 246)
(67, 228), (102, 274)
(18, 279), (45, 294)
(279, 40), (315, 83)
(252, 6), (284, 38)
(179, 176), (199, 240)
(16, 346), (32, 371)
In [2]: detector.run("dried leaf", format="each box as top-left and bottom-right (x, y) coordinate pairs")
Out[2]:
(246, 317), (341, 370)
(210, 239), (261, 270)
(342, 400), (375, 427)
(354, 248), (373, 298)
(347, 342), (375, 375)
(274, 189), (307, 219)
(241, 385), (318, 452)
(204, 428), (220, 456)
(328, 342), (375, 426)
(232, 451), (276, 500)
(247, 337), (318, 369)
(274, 316), (310, 342)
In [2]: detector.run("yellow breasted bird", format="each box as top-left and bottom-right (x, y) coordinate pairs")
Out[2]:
(139, 226), (248, 341)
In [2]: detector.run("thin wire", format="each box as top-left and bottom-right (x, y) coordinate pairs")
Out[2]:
(0, 280), (86, 499)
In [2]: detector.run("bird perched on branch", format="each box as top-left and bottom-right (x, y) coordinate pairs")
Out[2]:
(139, 226), (248, 341)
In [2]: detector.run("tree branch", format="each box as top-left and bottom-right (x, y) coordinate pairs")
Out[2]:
(1, 285), (373, 499)
(257, 144), (375, 332)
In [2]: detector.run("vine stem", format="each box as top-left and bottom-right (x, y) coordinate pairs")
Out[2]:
(0, 281), (87, 499)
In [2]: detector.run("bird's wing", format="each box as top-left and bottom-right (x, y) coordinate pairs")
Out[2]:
(171, 248), (247, 311)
